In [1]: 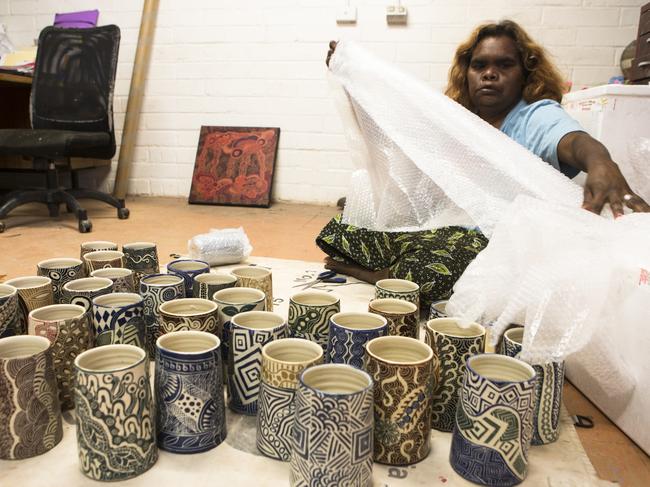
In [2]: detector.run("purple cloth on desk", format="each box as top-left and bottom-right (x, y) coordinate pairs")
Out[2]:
(53, 10), (99, 29)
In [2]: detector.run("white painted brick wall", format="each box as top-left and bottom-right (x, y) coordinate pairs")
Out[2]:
(1, 0), (646, 205)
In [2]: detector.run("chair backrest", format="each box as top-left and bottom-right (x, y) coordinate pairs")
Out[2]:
(30, 25), (120, 145)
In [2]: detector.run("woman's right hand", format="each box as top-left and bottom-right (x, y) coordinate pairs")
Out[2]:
(326, 40), (337, 67)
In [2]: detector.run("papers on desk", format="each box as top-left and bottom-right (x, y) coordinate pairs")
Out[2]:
(0, 47), (36, 74)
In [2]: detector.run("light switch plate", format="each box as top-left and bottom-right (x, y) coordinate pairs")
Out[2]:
(386, 5), (407, 25)
(336, 6), (357, 24)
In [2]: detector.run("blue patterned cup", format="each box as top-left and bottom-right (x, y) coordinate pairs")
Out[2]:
(288, 290), (340, 351)
(92, 292), (146, 349)
(0, 284), (20, 338)
(429, 299), (449, 320)
(193, 273), (237, 300)
(500, 326), (565, 445)
(74, 344), (157, 480)
(450, 354), (537, 487)
(228, 311), (287, 415)
(139, 273), (186, 358)
(290, 363), (374, 486)
(155, 331), (226, 453)
(325, 311), (388, 369)
(167, 259), (211, 298)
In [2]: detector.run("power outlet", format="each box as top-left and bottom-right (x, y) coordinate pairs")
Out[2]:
(336, 6), (357, 25)
(386, 5), (407, 25)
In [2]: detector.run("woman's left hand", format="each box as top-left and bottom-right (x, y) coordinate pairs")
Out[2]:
(582, 160), (650, 217)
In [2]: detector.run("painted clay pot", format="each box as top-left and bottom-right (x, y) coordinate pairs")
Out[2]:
(91, 267), (135, 293)
(429, 299), (449, 320)
(167, 259), (210, 298)
(368, 298), (419, 338)
(74, 344), (157, 480)
(82, 250), (125, 274)
(92, 293), (146, 350)
(450, 354), (537, 487)
(4, 276), (54, 335)
(158, 298), (220, 336)
(256, 338), (323, 461)
(0, 335), (62, 459)
(228, 311), (288, 415)
(500, 326), (565, 446)
(325, 311), (388, 369)
(288, 290), (340, 351)
(374, 278), (420, 314)
(231, 266), (274, 311)
(289, 363), (374, 487)
(139, 273), (185, 358)
(192, 273), (237, 300)
(425, 318), (486, 432)
(28, 304), (92, 410)
(60, 277), (113, 312)
(80, 240), (118, 258)
(122, 241), (160, 288)
(155, 331), (226, 453)
(0, 284), (20, 338)
(36, 257), (84, 303)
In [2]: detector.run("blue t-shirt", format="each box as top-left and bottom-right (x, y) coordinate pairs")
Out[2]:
(500, 99), (584, 178)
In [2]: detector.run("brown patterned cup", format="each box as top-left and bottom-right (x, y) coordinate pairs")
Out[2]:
(0, 335), (63, 459)
(83, 250), (125, 274)
(80, 240), (118, 258)
(368, 298), (419, 338)
(231, 266), (273, 311)
(28, 304), (92, 410)
(0, 284), (20, 338)
(91, 267), (135, 293)
(4, 276), (54, 335)
(365, 335), (435, 465)
(158, 298), (220, 337)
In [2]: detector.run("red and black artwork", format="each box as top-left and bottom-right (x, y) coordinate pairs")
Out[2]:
(189, 126), (280, 207)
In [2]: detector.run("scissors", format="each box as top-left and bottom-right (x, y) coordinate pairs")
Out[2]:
(293, 270), (347, 290)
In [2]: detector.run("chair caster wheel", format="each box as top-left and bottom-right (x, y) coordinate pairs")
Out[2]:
(118, 207), (130, 219)
(79, 219), (93, 233)
(0, 222), (5, 233)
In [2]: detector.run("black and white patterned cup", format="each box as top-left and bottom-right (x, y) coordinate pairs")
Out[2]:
(375, 278), (420, 314)
(80, 240), (118, 259)
(288, 290), (340, 351)
(167, 259), (210, 298)
(36, 257), (84, 303)
(92, 293), (146, 350)
(91, 267), (136, 293)
(122, 242), (159, 288)
(193, 273), (237, 299)
(61, 277), (113, 312)
(83, 250), (125, 275)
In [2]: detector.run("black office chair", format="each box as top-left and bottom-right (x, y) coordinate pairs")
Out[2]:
(0, 25), (128, 233)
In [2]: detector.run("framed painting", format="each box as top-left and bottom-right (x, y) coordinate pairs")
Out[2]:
(189, 126), (280, 207)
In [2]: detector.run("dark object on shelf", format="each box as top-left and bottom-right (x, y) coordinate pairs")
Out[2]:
(0, 25), (127, 233)
(189, 126), (280, 208)
(628, 2), (650, 84)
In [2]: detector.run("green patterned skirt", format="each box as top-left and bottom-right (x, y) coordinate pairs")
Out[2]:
(316, 214), (489, 309)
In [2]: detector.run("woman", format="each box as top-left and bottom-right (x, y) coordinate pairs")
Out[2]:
(319, 20), (649, 309)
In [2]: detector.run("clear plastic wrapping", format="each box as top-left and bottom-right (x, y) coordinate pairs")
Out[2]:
(188, 227), (252, 266)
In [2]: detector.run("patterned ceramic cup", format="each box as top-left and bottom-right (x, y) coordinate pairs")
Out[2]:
(450, 354), (537, 487)
(155, 331), (226, 453)
(5, 276), (54, 335)
(122, 241), (159, 288)
(91, 267), (135, 293)
(326, 311), (388, 369)
(0, 335), (62, 459)
(83, 250), (125, 274)
(159, 298), (220, 336)
(364, 336), (434, 465)
(500, 327), (565, 446)
(36, 257), (84, 303)
(74, 344), (157, 480)
(139, 273), (186, 358)
(425, 318), (486, 432)
(28, 304), (91, 410)
(193, 273), (237, 299)
(61, 277), (113, 312)
(429, 299), (449, 320)
(213, 287), (266, 383)
(289, 363), (374, 487)
(0, 284), (20, 338)
(231, 266), (274, 311)
(167, 259), (211, 298)
(80, 240), (118, 258)
(228, 311), (288, 415)
(92, 293), (146, 349)
(374, 278), (420, 313)
(368, 298), (419, 338)
(256, 338), (323, 461)
(288, 290), (340, 351)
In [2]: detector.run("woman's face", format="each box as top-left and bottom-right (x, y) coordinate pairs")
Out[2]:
(467, 35), (525, 116)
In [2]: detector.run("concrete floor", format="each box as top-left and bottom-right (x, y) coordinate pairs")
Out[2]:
(1, 196), (649, 486)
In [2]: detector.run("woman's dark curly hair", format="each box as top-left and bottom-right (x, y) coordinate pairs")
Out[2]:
(445, 20), (565, 111)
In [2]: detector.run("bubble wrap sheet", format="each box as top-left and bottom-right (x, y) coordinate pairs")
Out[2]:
(188, 227), (252, 266)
